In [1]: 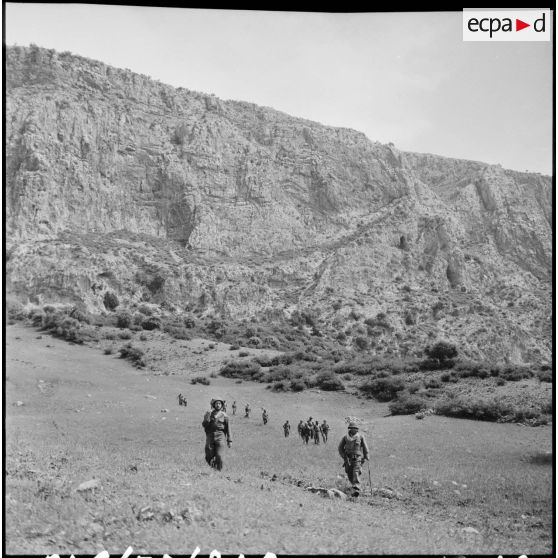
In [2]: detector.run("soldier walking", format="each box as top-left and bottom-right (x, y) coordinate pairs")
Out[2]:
(245, 403), (251, 418)
(232, 401), (237, 415)
(202, 397), (232, 471)
(320, 420), (330, 443)
(283, 420), (291, 437)
(297, 420), (304, 439)
(302, 422), (310, 444)
(262, 408), (269, 425)
(338, 421), (369, 497)
(313, 421), (320, 444)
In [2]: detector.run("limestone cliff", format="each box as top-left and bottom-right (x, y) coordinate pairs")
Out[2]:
(5, 45), (552, 364)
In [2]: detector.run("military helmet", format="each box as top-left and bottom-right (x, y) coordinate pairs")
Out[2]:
(348, 421), (359, 430)
(211, 398), (225, 407)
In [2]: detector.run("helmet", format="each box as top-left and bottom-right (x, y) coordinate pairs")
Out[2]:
(211, 398), (225, 407)
(348, 422), (359, 430)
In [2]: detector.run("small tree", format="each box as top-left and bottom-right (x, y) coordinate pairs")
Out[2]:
(425, 341), (458, 362)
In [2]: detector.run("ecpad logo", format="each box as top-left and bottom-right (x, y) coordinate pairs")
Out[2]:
(463, 9), (551, 41)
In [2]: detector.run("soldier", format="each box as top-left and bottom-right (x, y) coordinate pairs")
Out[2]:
(202, 397), (232, 471)
(320, 420), (330, 443)
(262, 408), (269, 425)
(338, 421), (369, 497)
(297, 420), (304, 439)
(245, 403), (251, 418)
(313, 421), (320, 444)
(177, 393), (183, 406)
(302, 422), (310, 445)
(283, 420), (291, 437)
(232, 401), (237, 415)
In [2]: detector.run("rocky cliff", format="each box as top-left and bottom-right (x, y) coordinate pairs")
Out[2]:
(5, 45), (552, 364)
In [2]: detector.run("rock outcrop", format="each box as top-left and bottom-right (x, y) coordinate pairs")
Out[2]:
(5, 45), (552, 364)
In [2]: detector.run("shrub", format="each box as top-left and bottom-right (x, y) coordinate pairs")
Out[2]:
(496, 377), (506, 386)
(116, 311), (132, 329)
(164, 325), (191, 340)
(354, 336), (369, 350)
(434, 396), (512, 422)
(183, 315), (196, 329)
(316, 372), (345, 391)
(500, 366), (533, 382)
(142, 316), (162, 331)
(420, 358), (454, 371)
(424, 377), (442, 389)
(7, 300), (26, 321)
(104, 346), (115, 355)
(272, 380), (290, 392)
(536, 369), (553, 383)
(140, 334), (148, 341)
(389, 395), (427, 415)
(360, 377), (405, 402)
(191, 376), (210, 385)
(239, 351), (250, 357)
(290, 380), (307, 392)
(103, 291), (119, 311)
(229, 345), (240, 351)
(425, 341), (458, 362)
(31, 309), (46, 327)
(119, 331), (133, 340)
(137, 303), (154, 316)
(118, 343), (146, 367)
(220, 360), (261, 379)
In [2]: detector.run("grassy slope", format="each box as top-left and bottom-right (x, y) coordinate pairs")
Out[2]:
(5, 323), (553, 555)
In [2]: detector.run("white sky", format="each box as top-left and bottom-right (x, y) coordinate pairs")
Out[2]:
(5, 4), (554, 175)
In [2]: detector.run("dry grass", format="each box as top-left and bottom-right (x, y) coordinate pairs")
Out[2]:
(5, 323), (553, 555)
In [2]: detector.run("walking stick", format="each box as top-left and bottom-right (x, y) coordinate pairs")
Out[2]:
(367, 460), (372, 495)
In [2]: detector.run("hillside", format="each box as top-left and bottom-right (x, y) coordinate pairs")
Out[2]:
(5, 44), (552, 365)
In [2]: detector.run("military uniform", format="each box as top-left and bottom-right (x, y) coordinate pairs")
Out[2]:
(245, 404), (251, 418)
(297, 421), (304, 438)
(313, 422), (320, 444)
(232, 401), (237, 415)
(202, 398), (232, 471)
(283, 421), (291, 437)
(338, 422), (369, 496)
(320, 421), (329, 443)
(262, 410), (269, 425)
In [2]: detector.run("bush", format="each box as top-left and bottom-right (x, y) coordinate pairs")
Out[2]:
(142, 316), (162, 331)
(272, 380), (290, 392)
(191, 376), (210, 385)
(354, 336), (369, 350)
(116, 311), (132, 329)
(164, 325), (191, 340)
(229, 345), (240, 351)
(424, 377), (442, 389)
(290, 380), (307, 392)
(103, 291), (119, 311)
(425, 341), (458, 362)
(420, 358), (454, 371)
(500, 366), (533, 382)
(239, 351), (250, 357)
(220, 360), (261, 379)
(118, 343), (146, 367)
(183, 315), (196, 329)
(389, 395), (428, 415)
(537, 369), (553, 383)
(104, 346), (115, 355)
(316, 372), (345, 391)
(434, 396), (513, 422)
(7, 300), (26, 321)
(360, 377), (405, 401)
(119, 331), (133, 340)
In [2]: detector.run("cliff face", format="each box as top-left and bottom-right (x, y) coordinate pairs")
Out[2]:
(5, 45), (552, 364)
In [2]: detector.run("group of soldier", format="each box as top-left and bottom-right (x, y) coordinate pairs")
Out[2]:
(188, 394), (371, 497)
(296, 417), (330, 444)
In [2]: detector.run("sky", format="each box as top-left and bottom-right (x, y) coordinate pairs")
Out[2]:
(5, 4), (554, 175)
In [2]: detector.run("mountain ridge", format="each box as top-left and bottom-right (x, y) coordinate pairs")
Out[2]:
(5, 44), (552, 365)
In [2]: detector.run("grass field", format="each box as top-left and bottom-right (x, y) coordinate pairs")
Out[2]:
(5, 323), (553, 555)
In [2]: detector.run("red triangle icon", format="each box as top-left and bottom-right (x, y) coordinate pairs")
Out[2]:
(516, 18), (530, 31)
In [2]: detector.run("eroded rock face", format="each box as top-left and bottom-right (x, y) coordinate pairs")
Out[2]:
(5, 45), (552, 364)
